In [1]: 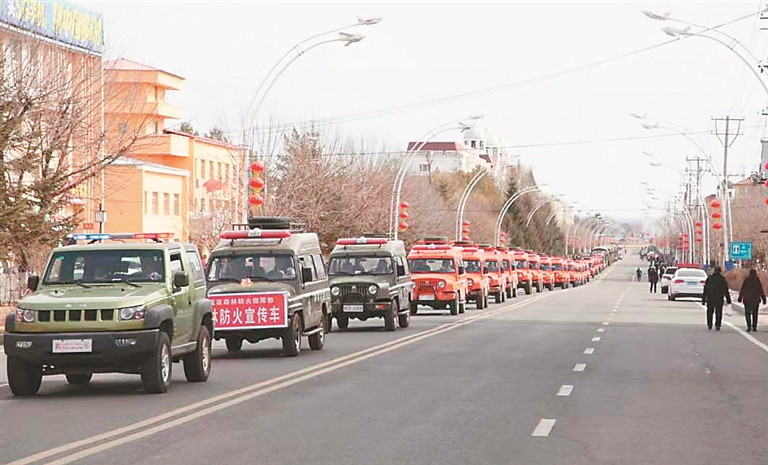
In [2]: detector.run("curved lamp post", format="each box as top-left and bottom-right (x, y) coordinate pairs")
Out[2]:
(494, 185), (542, 246)
(525, 197), (560, 228)
(455, 166), (491, 240)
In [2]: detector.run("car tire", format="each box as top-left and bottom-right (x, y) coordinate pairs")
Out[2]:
(183, 325), (211, 383)
(484, 293), (489, 308)
(512, 286), (518, 298)
(398, 309), (411, 328)
(458, 301), (466, 314)
(7, 357), (43, 396)
(495, 291), (503, 304)
(476, 293), (484, 310)
(282, 313), (302, 357)
(308, 327), (325, 350)
(449, 296), (459, 315)
(385, 306), (398, 330)
(525, 283), (532, 295)
(669, 294), (676, 301)
(141, 331), (172, 394)
(337, 315), (350, 329)
(409, 301), (418, 315)
(65, 373), (93, 385)
(225, 335), (243, 352)
(323, 311), (332, 333)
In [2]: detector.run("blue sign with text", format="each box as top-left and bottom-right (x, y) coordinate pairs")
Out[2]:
(730, 242), (752, 260)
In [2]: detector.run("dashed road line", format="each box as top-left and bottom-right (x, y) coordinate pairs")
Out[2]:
(592, 337), (601, 342)
(602, 322), (610, 326)
(584, 348), (595, 354)
(557, 385), (574, 396)
(532, 419), (557, 437)
(597, 328), (605, 333)
(573, 363), (587, 372)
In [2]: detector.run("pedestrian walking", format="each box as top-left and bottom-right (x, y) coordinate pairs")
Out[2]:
(635, 267), (642, 282)
(738, 269), (766, 332)
(702, 266), (731, 331)
(648, 267), (659, 293)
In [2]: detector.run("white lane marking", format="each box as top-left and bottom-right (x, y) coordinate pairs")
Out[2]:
(557, 385), (574, 396)
(602, 322), (610, 326)
(0, 383), (8, 387)
(532, 419), (557, 437)
(724, 322), (768, 355)
(597, 328), (605, 333)
(612, 309), (617, 312)
(573, 363), (587, 372)
(592, 337), (601, 342)
(584, 348), (595, 354)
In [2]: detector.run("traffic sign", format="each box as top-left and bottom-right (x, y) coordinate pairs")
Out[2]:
(730, 241), (752, 260)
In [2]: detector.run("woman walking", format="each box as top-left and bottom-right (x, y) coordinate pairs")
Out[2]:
(738, 269), (766, 332)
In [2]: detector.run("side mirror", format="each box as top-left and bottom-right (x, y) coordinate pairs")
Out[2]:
(173, 271), (189, 288)
(301, 267), (313, 284)
(458, 266), (466, 275)
(397, 265), (406, 277)
(27, 275), (40, 291)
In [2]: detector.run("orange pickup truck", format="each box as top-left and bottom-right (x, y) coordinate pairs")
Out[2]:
(480, 245), (507, 304)
(457, 244), (490, 309)
(407, 241), (468, 316)
(512, 249), (534, 295)
(540, 255), (554, 291)
(526, 251), (545, 293)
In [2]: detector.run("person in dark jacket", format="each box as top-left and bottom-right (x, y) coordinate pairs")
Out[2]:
(648, 267), (659, 293)
(702, 266), (731, 331)
(738, 269), (766, 332)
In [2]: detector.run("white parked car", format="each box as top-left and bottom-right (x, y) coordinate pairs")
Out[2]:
(668, 268), (707, 301)
(660, 267), (677, 294)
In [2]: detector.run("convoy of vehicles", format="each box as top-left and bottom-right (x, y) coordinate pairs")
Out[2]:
(4, 219), (613, 396)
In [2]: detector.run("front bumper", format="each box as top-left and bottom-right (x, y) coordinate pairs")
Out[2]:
(332, 301), (392, 316)
(3, 329), (160, 370)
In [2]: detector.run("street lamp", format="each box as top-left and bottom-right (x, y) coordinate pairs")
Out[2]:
(240, 17), (381, 223)
(391, 116), (483, 240)
(455, 166), (491, 241)
(494, 185), (543, 246)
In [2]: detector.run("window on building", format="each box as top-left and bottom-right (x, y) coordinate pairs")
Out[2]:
(144, 192), (148, 215)
(479, 141), (484, 150)
(152, 192), (159, 215)
(173, 194), (180, 216)
(209, 161), (214, 179)
(217, 162), (222, 179)
(163, 193), (170, 215)
(470, 140), (476, 149)
(200, 160), (206, 178)
(419, 163), (430, 173)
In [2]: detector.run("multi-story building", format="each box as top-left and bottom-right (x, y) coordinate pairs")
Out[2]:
(404, 141), (486, 175)
(103, 59), (244, 243)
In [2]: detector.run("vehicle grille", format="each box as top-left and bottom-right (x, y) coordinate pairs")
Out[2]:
(416, 281), (435, 291)
(37, 309), (115, 323)
(336, 284), (369, 303)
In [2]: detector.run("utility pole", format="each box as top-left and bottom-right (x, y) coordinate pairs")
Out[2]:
(712, 116), (744, 266)
(686, 156), (708, 265)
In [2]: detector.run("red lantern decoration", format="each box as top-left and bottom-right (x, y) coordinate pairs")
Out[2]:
(398, 222), (408, 231)
(249, 178), (265, 190)
(462, 228), (470, 234)
(248, 194), (264, 206)
(765, 161), (768, 170)
(399, 211), (410, 220)
(710, 200), (721, 209)
(711, 211), (722, 219)
(399, 201), (410, 209)
(764, 180), (768, 188)
(249, 161), (265, 173)
(462, 235), (470, 241)
(712, 222), (722, 230)
(462, 221), (471, 227)
(765, 196), (768, 206)
(694, 221), (702, 228)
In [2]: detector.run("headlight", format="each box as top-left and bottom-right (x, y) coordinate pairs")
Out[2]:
(368, 284), (378, 295)
(15, 308), (34, 323)
(438, 280), (446, 288)
(467, 279), (474, 286)
(119, 305), (146, 321)
(331, 287), (340, 296)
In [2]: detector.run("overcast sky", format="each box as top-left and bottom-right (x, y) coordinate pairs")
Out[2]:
(76, 0), (768, 224)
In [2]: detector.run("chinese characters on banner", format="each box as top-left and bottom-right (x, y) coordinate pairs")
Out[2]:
(211, 292), (288, 330)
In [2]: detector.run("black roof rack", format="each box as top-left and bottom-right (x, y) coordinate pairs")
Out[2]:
(231, 216), (304, 232)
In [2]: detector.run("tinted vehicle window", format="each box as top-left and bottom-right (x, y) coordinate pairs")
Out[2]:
(312, 254), (327, 280)
(485, 260), (499, 272)
(541, 264), (551, 271)
(515, 260), (528, 269)
(43, 250), (165, 284)
(552, 264), (564, 271)
(464, 260), (481, 273)
(329, 256), (393, 276)
(207, 254), (296, 281)
(408, 259), (455, 274)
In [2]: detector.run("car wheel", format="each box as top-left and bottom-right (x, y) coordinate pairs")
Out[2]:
(409, 301), (418, 315)
(7, 357), (42, 396)
(225, 335), (243, 352)
(323, 311), (332, 333)
(449, 296), (459, 315)
(495, 291), (503, 304)
(308, 327), (325, 350)
(512, 286), (518, 298)
(458, 301), (466, 314)
(398, 309), (411, 328)
(183, 325), (212, 383)
(141, 331), (172, 394)
(385, 305), (398, 330)
(476, 293), (484, 310)
(65, 373), (93, 385)
(282, 313), (302, 357)
(669, 294), (676, 301)
(337, 314), (350, 329)
(525, 283), (532, 295)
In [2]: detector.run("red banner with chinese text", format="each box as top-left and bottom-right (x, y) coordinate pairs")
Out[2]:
(210, 292), (288, 330)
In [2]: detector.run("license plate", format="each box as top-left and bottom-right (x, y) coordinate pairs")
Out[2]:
(343, 305), (364, 312)
(687, 282), (697, 286)
(52, 339), (92, 353)
(421, 295), (435, 301)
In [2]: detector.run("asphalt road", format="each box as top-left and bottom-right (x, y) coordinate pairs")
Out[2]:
(1, 253), (767, 465)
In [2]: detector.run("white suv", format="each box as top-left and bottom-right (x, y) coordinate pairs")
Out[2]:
(668, 268), (707, 301)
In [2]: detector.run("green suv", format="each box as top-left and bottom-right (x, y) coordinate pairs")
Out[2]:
(3, 233), (213, 396)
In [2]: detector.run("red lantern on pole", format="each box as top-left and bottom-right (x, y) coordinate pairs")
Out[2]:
(711, 211), (722, 219)
(249, 178), (265, 190)
(248, 194), (264, 206)
(399, 201), (410, 209)
(713, 222), (723, 230)
(249, 161), (265, 173)
(710, 200), (721, 209)
(462, 228), (470, 234)
(694, 221), (702, 228)
(462, 235), (470, 241)
(398, 200), (409, 231)
(398, 222), (408, 231)
(764, 196), (768, 205)
(399, 211), (410, 220)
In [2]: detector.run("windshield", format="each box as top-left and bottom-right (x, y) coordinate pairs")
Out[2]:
(408, 258), (456, 274)
(329, 256), (393, 276)
(552, 264), (563, 271)
(515, 260), (528, 269)
(465, 260), (481, 273)
(541, 264), (551, 271)
(663, 268), (678, 276)
(485, 260), (499, 272)
(207, 253), (296, 281)
(502, 260), (511, 271)
(43, 249), (165, 284)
